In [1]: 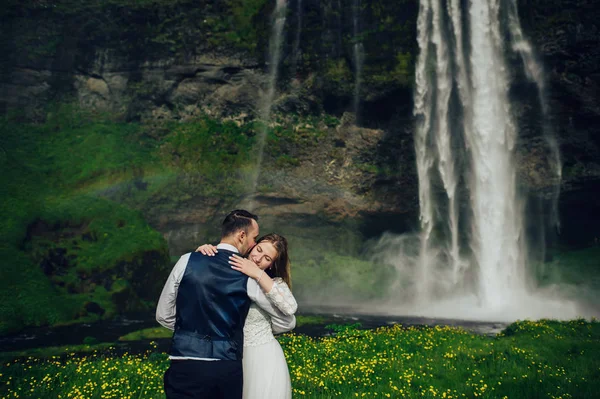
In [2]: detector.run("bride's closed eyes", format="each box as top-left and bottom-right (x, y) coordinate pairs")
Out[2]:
(250, 242), (278, 269)
(256, 245), (272, 263)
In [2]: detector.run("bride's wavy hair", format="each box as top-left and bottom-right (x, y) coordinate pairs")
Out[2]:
(258, 233), (292, 289)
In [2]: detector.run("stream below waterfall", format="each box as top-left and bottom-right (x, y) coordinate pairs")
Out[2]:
(0, 310), (508, 355)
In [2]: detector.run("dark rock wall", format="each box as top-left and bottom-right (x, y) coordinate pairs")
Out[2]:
(518, 0), (600, 246)
(1, 0), (599, 248)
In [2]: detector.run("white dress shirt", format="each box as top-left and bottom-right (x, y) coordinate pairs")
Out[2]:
(156, 243), (296, 360)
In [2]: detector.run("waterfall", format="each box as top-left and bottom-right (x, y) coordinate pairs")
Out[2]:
(413, 0), (435, 301)
(506, 0), (562, 243)
(409, 0), (568, 316)
(414, 0), (463, 303)
(250, 0), (288, 196)
(467, 0), (526, 306)
(352, 0), (364, 121)
(431, 0), (460, 287)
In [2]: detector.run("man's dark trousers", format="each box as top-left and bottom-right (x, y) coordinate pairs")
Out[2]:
(164, 359), (243, 399)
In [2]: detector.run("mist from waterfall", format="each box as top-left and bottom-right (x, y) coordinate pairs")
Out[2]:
(352, 0), (364, 121)
(385, 0), (578, 321)
(250, 0), (288, 196)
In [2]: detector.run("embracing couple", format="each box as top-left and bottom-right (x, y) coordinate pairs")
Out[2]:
(156, 209), (298, 399)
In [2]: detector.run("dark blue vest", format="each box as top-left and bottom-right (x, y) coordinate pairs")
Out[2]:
(169, 250), (250, 360)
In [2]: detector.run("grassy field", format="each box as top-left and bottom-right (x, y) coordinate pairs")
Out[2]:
(1, 319), (598, 399)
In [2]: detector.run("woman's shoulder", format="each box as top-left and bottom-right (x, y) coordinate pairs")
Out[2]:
(273, 277), (290, 288)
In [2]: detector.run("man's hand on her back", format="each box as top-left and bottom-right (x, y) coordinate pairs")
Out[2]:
(195, 244), (218, 256)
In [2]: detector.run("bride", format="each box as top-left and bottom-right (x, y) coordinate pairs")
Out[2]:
(197, 233), (297, 399)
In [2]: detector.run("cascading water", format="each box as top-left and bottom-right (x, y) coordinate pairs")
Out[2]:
(506, 0), (562, 250)
(405, 0), (578, 320)
(431, 0), (461, 287)
(467, 0), (526, 307)
(413, 0), (436, 303)
(413, 0), (465, 303)
(352, 0), (364, 121)
(250, 0), (288, 196)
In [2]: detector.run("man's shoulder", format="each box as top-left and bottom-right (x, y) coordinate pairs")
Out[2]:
(187, 250), (235, 264)
(186, 251), (248, 281)
(186, 251), (211, 262)
(176, 252), (205, 266)
(176, 252), (193, 262)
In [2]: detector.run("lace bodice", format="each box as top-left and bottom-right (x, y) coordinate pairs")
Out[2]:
(244, 278), (297, 347)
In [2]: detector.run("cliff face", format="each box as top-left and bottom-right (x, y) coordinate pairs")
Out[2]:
(518, 0), (600, 245)
(1, 0), (599, 249)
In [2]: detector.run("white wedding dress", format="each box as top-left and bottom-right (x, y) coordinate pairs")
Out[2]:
(243, 278), (298, 399)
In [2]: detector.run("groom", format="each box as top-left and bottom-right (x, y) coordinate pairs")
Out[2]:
(156, 209), (295, 399)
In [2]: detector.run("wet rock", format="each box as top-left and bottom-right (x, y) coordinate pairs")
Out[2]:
(84, 301), (105, 316)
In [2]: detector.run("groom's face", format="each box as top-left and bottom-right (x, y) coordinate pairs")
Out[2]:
(241, 219), (260, 256)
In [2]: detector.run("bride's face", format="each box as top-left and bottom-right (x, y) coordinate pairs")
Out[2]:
(249, 241), (278, 270)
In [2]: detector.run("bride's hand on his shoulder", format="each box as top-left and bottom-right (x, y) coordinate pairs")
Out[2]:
(196, 244), (218, 256)
(228, 254), (262, 280)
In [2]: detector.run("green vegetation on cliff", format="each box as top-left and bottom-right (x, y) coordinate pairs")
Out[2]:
(1, 0), (417, 111)
(0, 100), (282, 333)
(300, 0), (418, 100)
(1, 0), (270, 67)
(0, 101), (404, 333)
(0, 107), (172, 334)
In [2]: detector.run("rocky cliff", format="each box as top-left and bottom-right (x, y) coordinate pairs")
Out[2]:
(1, 0), (599, 325)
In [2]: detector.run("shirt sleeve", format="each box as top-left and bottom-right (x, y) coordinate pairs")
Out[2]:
(247, 278), (296, 334)
(265, 278), (298, 316)
(156, 253), (190, 331)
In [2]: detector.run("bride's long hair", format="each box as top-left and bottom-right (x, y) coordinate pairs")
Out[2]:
(258, 233), (292, 289)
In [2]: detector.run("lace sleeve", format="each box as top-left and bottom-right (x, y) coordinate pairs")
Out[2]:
(265, 278), (298, 316)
